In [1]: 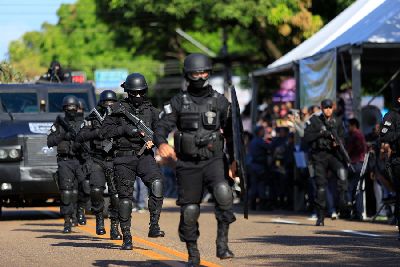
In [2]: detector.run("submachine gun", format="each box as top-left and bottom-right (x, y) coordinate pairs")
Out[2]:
(323, 123), (355, 173)
(230, 85), (248, 219)
(118, 105), (154, 156)
(56, 115), (78, 140)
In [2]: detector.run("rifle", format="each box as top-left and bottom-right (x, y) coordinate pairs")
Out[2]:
(57, 115), (78, 139)
(230, 85), (248, 219)
(324, 124), (355, 173)
(119, 105), (154, 155)
(89, 108), (113, 153)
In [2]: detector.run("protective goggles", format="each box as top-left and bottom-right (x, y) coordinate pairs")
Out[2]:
(64, 104), (78, 111)
(187, 71), (210, 81)
(128, 89), (147, 97)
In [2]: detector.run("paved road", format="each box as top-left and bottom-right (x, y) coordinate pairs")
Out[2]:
(0, 199), (399, 266)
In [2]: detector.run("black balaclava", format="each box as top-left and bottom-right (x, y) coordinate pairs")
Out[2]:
(187, 77), (211, 97)
(65, 109), (77, 120)
(128, 92), (145, 107)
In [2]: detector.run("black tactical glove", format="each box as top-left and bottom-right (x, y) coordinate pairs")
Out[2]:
(64, 132), (74, 141)
(72, 142), (81, 152)
(124, 124), (139, 137)
(320, 130), (332, 138)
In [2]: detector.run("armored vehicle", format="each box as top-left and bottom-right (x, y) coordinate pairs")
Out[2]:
(0, 82), (96, 217)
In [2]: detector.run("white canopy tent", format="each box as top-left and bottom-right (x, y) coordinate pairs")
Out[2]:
(251, 0), (400, 126)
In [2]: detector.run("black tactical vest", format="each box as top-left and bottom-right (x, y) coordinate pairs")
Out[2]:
(174, 91), (224, 159)
(57, 116), (83, 156)
(114, 101), (152, 151)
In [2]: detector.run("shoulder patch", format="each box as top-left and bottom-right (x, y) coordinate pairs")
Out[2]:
(384, 121), (392, 126)
(50, 125), (57, 133)
(163, 103), (172, 114)
(381, 127), (388, 134)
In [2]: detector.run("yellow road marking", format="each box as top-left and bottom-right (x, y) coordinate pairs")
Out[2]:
(42, 207), (223, 267)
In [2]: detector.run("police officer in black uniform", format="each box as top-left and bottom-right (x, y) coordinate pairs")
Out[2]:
(304, 99), (348, 226)
(100, 73), (165, 250)
(47, 95), (84, 233)
(75, 98), (90, 226)
(76, 90), (122, 239)
(379, 87), (400, 240)
(154, 53), (236, 267)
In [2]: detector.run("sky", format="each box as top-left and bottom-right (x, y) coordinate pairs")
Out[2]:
(0, 0), (76, 61)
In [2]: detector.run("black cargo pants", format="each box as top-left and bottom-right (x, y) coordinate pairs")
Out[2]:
(175, 157), (236, 242)
(113, 153), (164, 228)
(312, 151), (348, 212)
(57, 158), (80, 215)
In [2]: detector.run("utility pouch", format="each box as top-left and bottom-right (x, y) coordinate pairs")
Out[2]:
(175, 132), (199, 156)
(174, 131), (182, 154)
(179, 113), (200, 130)
(57, 141), (70, 154)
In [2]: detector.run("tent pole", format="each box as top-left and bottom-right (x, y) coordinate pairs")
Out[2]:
(250, 74), (259, 132)
(350, 46), (363, 123)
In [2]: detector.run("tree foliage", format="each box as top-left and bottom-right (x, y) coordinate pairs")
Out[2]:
(8, 0), (355, 86)
(0, 61), (26, 83)
(8, 0), (161, 84)
(96, 0), (324, 64)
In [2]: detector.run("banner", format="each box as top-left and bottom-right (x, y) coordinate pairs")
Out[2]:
(299, 50), (336, 108)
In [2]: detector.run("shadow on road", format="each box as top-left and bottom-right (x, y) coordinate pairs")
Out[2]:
(93, 259), (188, 267)
(238, 231), (400, 265)
(0, 209), (61, 221)
(52, 241), (122, 250)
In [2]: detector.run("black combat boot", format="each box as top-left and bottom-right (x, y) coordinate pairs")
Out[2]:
(110, 218), (122, 240)
(63, 215), (72, 234)
(95, 213), (106, 235)
(148, 211), (165, 238)
(316, 209), (325, 226)
(216, 222), (234, 259)
(121, 226), (133, 250)
(77, 207), (87, 225)
(186, 241), (200, 267)
(71, 212), (78, 227)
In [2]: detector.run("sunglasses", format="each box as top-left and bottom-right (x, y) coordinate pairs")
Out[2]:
(322, 106), (333, 109)
(188, 71), (210, 81)
(128, 90), (146, 97)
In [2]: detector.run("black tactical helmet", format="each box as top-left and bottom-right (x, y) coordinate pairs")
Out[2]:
(183, 53), (212, 75)
(99, 90), (117, 102)
(121, 73), (148, 93)
(77, 98), (85, 110)
(321, 99), (333, 109)
(62, 95), (79, 109)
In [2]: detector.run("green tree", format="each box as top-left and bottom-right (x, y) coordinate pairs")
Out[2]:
(0, 61), (26, 83)
(96, 0), (324, 65)
(8, 0), (162, 85)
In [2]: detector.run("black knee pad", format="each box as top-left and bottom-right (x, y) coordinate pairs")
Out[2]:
(61, 190), (73, 205)
(72, 189), (78, 202)
(213, 182), (233, 210)
(182, 204), (200, 226)
(150, 179), (163, 198)
(110, 194), (119, 209)
(337, 168), (347, 182)
(317, 187), (325, 197)
(90, 187), (103, 203)
(119, 199), (132, 222)
(82, 179), (91, 195)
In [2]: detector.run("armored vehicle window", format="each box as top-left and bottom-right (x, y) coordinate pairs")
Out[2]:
(48, 92), (90, 112)
(0, 92), (38, 113)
